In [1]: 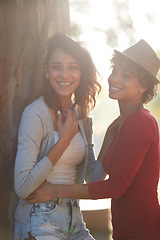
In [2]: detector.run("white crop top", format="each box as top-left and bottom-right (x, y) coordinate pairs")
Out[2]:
(47, 131), (85, 184)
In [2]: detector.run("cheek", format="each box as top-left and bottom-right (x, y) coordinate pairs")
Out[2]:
(74, 72), (81, 84)
(48, 71), (59, 81)
(77, 75), (81, 85)
(48, 73), (58, 86)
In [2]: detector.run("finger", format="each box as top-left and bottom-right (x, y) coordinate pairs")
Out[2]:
(25, 192), (34, 199)
(25, 192), (35, 202)
(57, 110), (62, 118)
(72, 111), (77, 119)
(63, 109), (73, 122)
(57, 110), (63, 123)
(25, 198), (35, 204)
(25, 195), (34, 200)
(66, 110), (77, 121)
(62, 109), (68, 117)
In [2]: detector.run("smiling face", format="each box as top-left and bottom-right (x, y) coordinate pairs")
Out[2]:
(45, 48), (81, 105)
(108, 63), (146, 103)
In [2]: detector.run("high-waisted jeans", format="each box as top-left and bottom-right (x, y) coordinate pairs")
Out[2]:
(14, 198), (95, 240)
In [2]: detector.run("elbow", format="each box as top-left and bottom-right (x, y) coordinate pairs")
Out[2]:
(15, 185), (30, 199)
(109, 182), (131, 199)
(112, 190), (125, 199)
(109, 173), (132, 199)
(14, 170), (35, 199)
(14, 178), (32, 199)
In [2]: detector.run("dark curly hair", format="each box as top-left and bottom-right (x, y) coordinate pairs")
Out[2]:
(41, 32), (101, 119)
(110, 52), (159, 104)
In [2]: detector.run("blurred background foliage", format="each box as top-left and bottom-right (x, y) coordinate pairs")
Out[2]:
(69, 0), (160, 156)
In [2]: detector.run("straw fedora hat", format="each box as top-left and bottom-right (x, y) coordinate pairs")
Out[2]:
(114, 39), (160, 83)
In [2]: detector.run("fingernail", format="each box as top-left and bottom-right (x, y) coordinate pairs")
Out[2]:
(57, 110), (61, 115)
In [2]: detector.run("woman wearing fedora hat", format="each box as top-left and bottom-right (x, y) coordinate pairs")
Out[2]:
(27, 40), (160, 240)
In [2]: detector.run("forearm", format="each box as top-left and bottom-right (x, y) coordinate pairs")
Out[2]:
(26, 181), (91, 203)
(47, 137), (70, 166)
(15, 156), (53, 199)
(56, 183), (91, 199)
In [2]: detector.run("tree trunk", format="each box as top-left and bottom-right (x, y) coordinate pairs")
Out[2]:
(0, 0), (70, 239)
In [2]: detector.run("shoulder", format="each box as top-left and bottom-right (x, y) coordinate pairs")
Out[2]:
(23, 97), (49, 118)
(124, 109), (159, 135)
(127, 109), (157, 125)
(24, 97), (49, 114)
(21, 97), (50, 126)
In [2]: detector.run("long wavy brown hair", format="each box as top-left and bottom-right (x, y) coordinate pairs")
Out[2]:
(41, 32), (101, 119)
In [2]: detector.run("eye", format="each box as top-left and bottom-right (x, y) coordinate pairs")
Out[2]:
(52, 65), (62, 71)
(69, 64), (80, 71)
(122, 70), (133, 79)
(122, 73), (130, 79)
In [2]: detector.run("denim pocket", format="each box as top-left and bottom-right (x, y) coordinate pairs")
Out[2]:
(31, 201), (58, 215)
(30, 201), (61, 238)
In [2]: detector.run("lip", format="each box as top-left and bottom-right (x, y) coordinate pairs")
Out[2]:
(57, 82), (73, 86)
(109, 86), (122, 91)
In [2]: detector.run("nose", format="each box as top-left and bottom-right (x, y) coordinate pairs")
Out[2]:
(109, 72), (120, 83)
(61, 67), (69, 78)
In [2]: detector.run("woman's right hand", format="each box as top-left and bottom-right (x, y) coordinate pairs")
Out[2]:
(46, 109), (78, 166)
(57, 109), (78, 144)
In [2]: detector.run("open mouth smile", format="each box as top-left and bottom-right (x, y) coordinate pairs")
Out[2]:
(110, 86), (122, 91)
(58, 82), (73, 86)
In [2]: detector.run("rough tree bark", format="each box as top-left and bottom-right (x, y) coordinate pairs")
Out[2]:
(0, 0), (70, 239)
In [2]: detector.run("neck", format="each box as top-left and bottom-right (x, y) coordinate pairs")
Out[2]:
(118, 101), (144, 122)
(60, 98), (73, 110)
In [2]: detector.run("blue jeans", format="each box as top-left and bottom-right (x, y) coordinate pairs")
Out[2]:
(14, 198), (95, 240)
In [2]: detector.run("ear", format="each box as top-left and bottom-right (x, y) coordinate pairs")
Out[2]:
(139, 85), (147, 93)
(137, 83), (147, 93)
(45, 65), (49, 79)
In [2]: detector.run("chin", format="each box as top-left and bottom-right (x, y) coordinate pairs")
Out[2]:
(109, 94), (118, 100)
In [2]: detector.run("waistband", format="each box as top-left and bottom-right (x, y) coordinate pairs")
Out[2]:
(52, 198), (79, 207)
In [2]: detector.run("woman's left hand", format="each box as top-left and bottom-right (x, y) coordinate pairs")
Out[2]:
(25, 181), (56, 204)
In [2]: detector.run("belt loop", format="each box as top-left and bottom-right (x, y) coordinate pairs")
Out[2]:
(73, 199), (79, 207)
(53, 197), (59, 205)
(56, 198), (59, 205)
